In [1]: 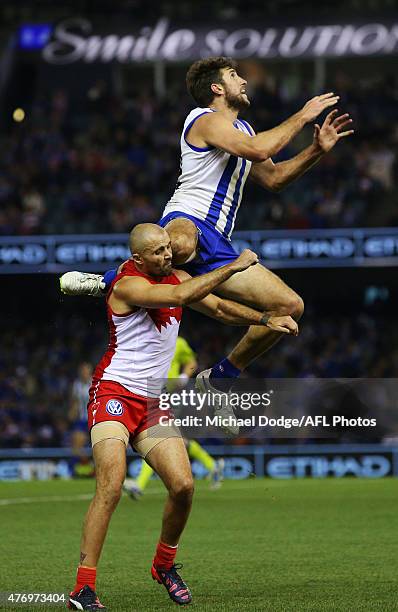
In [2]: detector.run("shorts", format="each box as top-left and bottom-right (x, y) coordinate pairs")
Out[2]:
(158, 211), (239, 276)
(87, 379), (181, 458)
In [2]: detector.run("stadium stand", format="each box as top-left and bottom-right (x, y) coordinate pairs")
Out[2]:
(0, 70), (396, 236)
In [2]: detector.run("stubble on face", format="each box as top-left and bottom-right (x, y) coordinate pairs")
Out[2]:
(223, 83), (250, 112)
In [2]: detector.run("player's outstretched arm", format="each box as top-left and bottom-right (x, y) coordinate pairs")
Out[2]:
(112, 249), (259, 309)
(189, 294), (298, 335)
(193, 93), (340, 162)
(249, 110), (354, 192)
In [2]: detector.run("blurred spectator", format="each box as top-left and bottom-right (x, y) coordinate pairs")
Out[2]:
(0, 69), (396, 235)
(68, 361), (95, 476)
(69, 362), (93, 430)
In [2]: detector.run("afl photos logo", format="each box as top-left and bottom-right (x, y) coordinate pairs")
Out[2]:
(106, 399), (124, 416)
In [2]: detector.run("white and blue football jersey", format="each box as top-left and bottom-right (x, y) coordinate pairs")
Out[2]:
(162, 107), (254, 240)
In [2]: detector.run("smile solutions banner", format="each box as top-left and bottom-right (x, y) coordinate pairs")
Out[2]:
(37, 17), (398, 64)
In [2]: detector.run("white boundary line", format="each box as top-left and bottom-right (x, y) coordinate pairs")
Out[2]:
(0, 493), (94, 506)
(0, 482), (261, 506)
(0, 490), (166, 506)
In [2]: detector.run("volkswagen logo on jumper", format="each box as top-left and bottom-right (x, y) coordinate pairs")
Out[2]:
(106, 399), (124, 416)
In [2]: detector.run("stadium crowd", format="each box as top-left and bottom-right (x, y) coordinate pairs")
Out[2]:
(0, 68), (396, 236)
(1, 302), (397, 449)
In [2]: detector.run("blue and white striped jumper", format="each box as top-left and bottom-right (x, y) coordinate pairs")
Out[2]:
(162, 107), (254, 240)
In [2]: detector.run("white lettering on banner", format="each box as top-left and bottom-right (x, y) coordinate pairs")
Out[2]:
(130, 36), (147, 60)
(84, 36), (105, 62)
(260, 238), (355, 260)
(313, 26), (342, 55)
(267, 455), (391, 479)
(257, 29), (278, 57)
(203, 29), (227, 56)
(224, 29), (262, 58)
(279, 27), (317, 57)
(385, 25), (398, 52)
(189, 458), (253, 480)
(0, 454), (393, 481)
(114, 36), (135, 61)
(0, 461), (60, 480)
(41, 19), (398, 64)
(364, 237), (398, 257)
(0, 245), (47, 264)
(3, 230), (398, 272)
(43, 18), (172, 63)
(334, 25), (356, 55)
(42, 18), (91, 64)
(162, 30), (196, 60)
(351, 24), (388, 55)
(145, 19), (169, 58)
(223, 458), (253, 480)
(56, 243), (130, 263)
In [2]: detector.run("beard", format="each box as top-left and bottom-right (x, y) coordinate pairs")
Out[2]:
(224, 88), (251, 112)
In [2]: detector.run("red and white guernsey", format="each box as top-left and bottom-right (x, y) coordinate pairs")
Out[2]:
(92, 260), (182, 398)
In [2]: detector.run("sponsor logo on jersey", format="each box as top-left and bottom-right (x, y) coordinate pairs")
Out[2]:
(106, 399), (124, 416)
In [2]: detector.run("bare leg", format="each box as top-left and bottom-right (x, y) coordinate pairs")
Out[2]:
(227, 325), (284, 369)
(164, 218), (198, 265)
(146, 437), (194, 546)
(79, 438), (126, 567)
(215, 263), (304, 370)
(165, 220), (304, 369)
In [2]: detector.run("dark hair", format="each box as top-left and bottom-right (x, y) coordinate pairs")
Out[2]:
(186, 56), (238, 107)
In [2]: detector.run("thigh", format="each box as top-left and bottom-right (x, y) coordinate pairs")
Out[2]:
(215, 262), (298, 311)
(146, 436), (192, 490)
(92, 434), (127, 489)
(164, 217), (198, 241)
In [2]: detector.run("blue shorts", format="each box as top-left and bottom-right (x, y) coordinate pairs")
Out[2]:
(158, 212), (238, 276)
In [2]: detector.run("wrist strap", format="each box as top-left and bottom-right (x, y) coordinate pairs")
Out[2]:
(260, 314), (270, 326)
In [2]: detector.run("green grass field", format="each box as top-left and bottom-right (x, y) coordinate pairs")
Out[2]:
(1, 478), (397, 611)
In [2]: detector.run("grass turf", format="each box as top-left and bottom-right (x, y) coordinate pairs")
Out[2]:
(0, 478), (397, 611)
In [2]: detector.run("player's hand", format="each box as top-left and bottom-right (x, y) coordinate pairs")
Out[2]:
(300, 93), (340, 123)
(230, 249), (259, 272)
(313, 109), (354, 153)
(265, 315), (299, 335)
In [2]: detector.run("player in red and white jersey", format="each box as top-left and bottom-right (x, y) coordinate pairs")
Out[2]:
(68, 223), (298, 611)
(90, 258), (183, 401)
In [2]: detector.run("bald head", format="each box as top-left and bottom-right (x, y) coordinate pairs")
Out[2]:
(129, 223), (173, 277)
(129, 223), (169, 255)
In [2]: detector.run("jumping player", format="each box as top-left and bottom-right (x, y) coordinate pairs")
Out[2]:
(67, 223), (297, 611)
(159, 57), (353, 390)
(61, 56), (353, 404)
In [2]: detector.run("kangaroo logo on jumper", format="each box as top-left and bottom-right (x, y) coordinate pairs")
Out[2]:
(106, 399), (124, 416)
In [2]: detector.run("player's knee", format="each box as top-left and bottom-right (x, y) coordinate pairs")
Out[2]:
(171, 235), (197, 265)
(97, 478), (123, 509)
(289, 294), (304, 320)
(169, 475), (194, 505)
(278, 293), (304, 320)
(103, 486), (122, 509)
